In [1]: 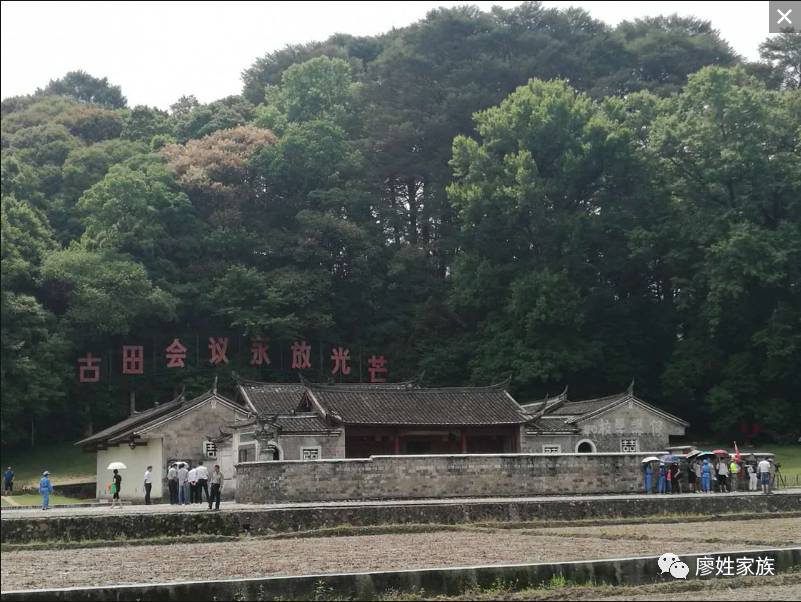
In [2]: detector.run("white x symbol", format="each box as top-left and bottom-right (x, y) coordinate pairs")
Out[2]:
(777, 8), (792, 25)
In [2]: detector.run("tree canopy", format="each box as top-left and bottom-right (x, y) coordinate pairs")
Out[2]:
(1, 2), (799, 448)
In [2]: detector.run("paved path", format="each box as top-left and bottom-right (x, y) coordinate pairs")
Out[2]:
(2, 489), (799, 520)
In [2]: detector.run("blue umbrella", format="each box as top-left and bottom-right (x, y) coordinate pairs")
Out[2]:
(661, 454), (680, 463)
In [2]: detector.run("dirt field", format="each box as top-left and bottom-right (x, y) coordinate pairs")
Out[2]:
(1, 517), (798, 591)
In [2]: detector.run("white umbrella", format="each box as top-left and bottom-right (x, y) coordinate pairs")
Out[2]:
(107, 462), (127, 470)
(641, 456), (660, 463)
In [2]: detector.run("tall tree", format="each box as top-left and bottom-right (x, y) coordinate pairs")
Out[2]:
(759, 33), (801, 89)
(39, 70), (127, 109)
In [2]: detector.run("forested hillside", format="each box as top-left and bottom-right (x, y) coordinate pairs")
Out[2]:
(2, 3), (799, 448)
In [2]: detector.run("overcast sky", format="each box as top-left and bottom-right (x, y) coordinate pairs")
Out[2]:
(1, 1), (771, 109)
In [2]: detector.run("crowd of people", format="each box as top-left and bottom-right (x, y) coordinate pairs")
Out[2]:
(6, 450), (780, 511)
(165, 461), (225, 510)
(644, 454), (776, 495)
(105, 461), (225, 511)
(0, 461), (225, 511)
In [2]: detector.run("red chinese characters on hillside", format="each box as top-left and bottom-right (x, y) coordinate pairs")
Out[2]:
(165, 338), (187, 368)
(368, 355), (388, 383)
(331, 346), (351, 376)
(122, 346), (144, 375)
(77, 338), (390, 382)
(78, 353), (102, 383)
(208, 337), (229, 365)
(250, 337), (270, 366)
(291, 340), (312, 370)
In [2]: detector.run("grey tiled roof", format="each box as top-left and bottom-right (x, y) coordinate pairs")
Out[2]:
(308, 383), (528, 426)
(76, 397), (184, 447)
(545, 393), (627, 416)
(237, 381), (306, 414)
(274, 414), (332, 433)
(77, 391), (245, 448)
(525, 416), (579, 433)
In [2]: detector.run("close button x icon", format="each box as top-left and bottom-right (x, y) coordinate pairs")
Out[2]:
(777, 8), (793, 24)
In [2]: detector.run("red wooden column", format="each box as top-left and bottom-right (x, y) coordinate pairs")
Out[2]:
(460, 430), (468, 454)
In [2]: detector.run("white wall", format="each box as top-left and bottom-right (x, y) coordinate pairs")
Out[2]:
(95, 439), (163, 500)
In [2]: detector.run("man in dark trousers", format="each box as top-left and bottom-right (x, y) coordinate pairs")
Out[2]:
(166, 463), (178, 504)
(208, 464), (224, 511)
(195, 461), (210, 505)
(143, 465), (153, 505)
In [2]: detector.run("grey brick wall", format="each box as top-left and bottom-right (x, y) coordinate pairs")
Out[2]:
(236, 453), (646, 503)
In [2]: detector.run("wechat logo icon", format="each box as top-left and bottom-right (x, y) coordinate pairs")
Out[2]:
(658, 553), (690, 580)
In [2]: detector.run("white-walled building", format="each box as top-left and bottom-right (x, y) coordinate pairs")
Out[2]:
(76, 388), (248, 500)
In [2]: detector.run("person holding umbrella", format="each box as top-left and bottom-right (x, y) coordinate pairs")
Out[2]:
(657, 462), (667, 494)
(39, 470), (53, 510)
(110, 469), (123, 509)
(106, 461), (126, 509)
(642, 457), (658, 493)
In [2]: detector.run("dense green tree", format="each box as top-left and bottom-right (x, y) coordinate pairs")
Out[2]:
(759, 33), (801, 90)
(173, 96), (255, 142)
(0, 196), (68, 447)
(121, 105), (174, 143)
(41, 247), (177, 337)
(609, 16), (738, 96)
(2, 8), (799, 450)
(39, 70), (127, 109)
(651, 66), (801, 436)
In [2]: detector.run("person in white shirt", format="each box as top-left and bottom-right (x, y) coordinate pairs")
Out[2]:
(177, 464), (189, 505)
(208, 464), (224, 511)
(717, 460), (729, 492)
(757, 458), (772, 494)
(167, 464), (178, 504)
(187, 467), (198, 504)
(747, 462), (757, 491)
(195, 461), (210, 505)
(143, 466), (153, 505)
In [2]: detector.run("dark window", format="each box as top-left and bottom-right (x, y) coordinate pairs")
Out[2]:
(238, 446), (255, 463)
(406, 440), (432, 454)
(577, 441), (594, 453)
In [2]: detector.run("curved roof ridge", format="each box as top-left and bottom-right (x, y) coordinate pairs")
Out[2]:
(302, 378), (510, 393)
(300, 375), (418, 391)
(235, 377), (306, 389)
(566, 390), (628, 405)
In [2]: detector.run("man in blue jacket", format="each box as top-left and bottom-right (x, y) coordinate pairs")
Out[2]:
(39, 471), (53, 510)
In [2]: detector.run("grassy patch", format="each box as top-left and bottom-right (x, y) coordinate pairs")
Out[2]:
(0, 442), (95, 487)
(687, 442), (801, 483)
(761, 444), (801, 484)
(378, 567), (801, 600)
(0, 493), (94, 508)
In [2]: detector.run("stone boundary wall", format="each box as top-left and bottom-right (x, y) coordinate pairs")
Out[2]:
(3, 547), (799, 601)
(3, 493), (799, 544)
(236, 453), (653, 504)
